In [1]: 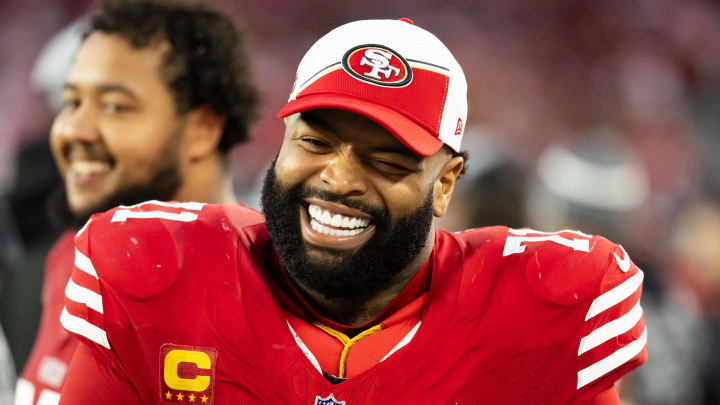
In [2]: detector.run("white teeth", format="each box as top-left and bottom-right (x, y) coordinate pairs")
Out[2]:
(70, 160), (111, 175)
(321, 210), (332, 224)
(310, 219), (364, 236)
(307, 203), (370, 232)
(340, 217), (351, 228)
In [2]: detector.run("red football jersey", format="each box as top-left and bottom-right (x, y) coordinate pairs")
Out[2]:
(59, 202), (646, 404)
(15, 230), (78, 405)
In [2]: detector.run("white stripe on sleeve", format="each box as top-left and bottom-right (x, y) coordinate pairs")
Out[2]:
(74, 249), (98, 279)
(60, 307), (110, 349)
(585, 270), (643, 321)
(578, 302), (643, 355)
(576, 327), (647, 389)
(75, 218), (92, 238)
(65, 278), (104, 314)
(36, 389), (60, 405)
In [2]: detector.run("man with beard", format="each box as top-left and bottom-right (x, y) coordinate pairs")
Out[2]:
(15, 1), (259, 404)
(59, 19), (646, 405)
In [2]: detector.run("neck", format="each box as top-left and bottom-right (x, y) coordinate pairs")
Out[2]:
(297, 226), (436, 326)
(173, 153), (237, 204)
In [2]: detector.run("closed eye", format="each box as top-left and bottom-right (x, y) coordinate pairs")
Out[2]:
(372, 159), (414, 176)
(299, 137), (333, 153)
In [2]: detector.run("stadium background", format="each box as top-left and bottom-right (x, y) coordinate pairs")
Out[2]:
(1, 1), (720, 403)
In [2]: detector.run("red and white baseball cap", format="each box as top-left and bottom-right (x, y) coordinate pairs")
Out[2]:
(277, 18), (467, 156)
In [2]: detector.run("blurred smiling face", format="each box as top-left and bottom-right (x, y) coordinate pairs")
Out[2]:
(50, 32), (184, 220)
(262, 109), (461, 298)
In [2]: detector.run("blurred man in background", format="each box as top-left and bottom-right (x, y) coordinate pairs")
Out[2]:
(14, 1), (258, 404)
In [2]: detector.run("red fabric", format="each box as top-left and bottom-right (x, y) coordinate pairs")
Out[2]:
(277, 67), (450, 156)
(59, 344), (140, 405)
(586, 387), (621, 405)
(60, 204), (646, 404)
(19, 231), (78, 403)
(285, 293), (426, 377)
(297, 68), (449, 136)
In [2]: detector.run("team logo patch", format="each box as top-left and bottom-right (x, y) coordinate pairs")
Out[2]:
(315, 393), (346, 405)
(342, 44), (412, 87)
(160, 344), (218, 404)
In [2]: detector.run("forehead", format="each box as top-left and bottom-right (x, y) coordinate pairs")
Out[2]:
(67, 32), (168, 92)
(292, 109), (420, 155)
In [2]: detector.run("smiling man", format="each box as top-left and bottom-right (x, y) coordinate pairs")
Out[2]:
(15, 1), (259, 404)
(59, 19), (646, 404)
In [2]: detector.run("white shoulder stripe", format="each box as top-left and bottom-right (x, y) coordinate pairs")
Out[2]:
(579, 302), (642, 355)
(577, 326), (647, 389)
(65, 278), (103, 314)
(585, 270), (643, 321)
(74, 249), (98, 279)
(36, 389), (61, 405)
(380, 321), (422, 362)
(75, 218), (92, 238)
(286, 320), (322, 375)
(14, 378), (35, 405)
(60, 307), (110, 349)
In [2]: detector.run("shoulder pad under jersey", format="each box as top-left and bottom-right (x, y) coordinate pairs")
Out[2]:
(456, 226), (638, 305)
(81, 201), (259, 299)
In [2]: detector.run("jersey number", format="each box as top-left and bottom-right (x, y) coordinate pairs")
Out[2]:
(502, 228), (590, 257)
(110, 201), (205, 223)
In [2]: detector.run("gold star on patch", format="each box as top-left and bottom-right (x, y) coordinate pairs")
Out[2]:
(188, 393), (196, 402)
(177, 392), (184, 401)
(165, 391), (172, 399)
(201, 395), (208, 403)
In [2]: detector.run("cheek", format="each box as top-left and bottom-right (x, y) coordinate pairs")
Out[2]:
(275, 144), (319, 187)
(105, 120), (176, 166)
(49, 123), (65, 166)
(379, 180), (431, 217)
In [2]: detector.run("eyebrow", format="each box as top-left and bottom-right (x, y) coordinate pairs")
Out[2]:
(369, 144), (423, 161)
(299, 111), (339, 134)
(63, 83), (139, 101)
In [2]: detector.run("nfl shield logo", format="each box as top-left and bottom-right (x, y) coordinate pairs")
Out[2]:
(314, 393), (346, 405)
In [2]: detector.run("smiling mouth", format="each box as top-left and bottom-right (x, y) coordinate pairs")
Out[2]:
(300, 201), (376, 250)
(65, 144), (115, 184)
(307, 203), (371, 236)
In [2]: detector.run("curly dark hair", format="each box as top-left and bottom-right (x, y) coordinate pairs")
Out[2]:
(85, 0), (258, 154)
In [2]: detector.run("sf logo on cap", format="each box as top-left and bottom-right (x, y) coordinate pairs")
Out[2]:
(342, 44), (412, 87)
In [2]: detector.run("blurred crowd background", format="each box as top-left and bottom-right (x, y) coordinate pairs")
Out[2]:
(1, 0), (720, 404)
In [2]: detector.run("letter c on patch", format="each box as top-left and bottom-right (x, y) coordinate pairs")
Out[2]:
(163, 349), (211, 392)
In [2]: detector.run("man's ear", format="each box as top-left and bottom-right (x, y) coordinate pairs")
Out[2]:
(183, 106), (226, 162)
(433, 155), (464, 217)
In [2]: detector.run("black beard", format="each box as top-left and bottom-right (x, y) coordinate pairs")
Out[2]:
(47, 152), (182, 229)
(261, 158), (434, 299)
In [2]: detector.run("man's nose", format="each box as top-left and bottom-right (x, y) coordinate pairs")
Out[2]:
(54, 103), (101, 143)
(319, 154), (368, 197)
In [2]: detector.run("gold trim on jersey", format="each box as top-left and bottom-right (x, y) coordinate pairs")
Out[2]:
(312, 323), (383, 378)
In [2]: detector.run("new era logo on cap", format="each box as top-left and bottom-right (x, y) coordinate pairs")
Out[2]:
(278, 19), (467, 156)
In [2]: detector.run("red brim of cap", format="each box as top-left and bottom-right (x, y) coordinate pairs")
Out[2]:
(277, 94), (443, 157)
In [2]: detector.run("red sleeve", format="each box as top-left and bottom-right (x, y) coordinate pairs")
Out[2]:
(59, 343), (141, 404)
(574, 244), (647, 402)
